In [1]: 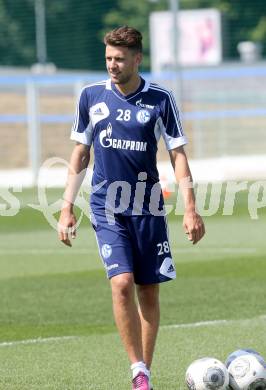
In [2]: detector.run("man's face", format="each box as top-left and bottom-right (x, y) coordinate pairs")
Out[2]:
(105, 45), (142, 85)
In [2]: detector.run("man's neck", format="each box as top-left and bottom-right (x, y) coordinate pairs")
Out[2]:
(115, 74), (141, 96)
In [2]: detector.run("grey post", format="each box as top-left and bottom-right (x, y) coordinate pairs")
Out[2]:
(27, 82), (41, 186)
(35, 0), (47, 64)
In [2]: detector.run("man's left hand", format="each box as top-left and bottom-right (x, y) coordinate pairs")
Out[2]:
(183, 210), (205, 245)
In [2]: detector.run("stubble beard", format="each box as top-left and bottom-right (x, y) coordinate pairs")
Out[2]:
(111, 72), (132, 85)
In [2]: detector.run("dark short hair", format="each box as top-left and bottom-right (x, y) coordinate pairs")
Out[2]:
(104, 26), (143, 53)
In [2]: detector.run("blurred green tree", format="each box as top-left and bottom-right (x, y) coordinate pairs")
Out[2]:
(46, 0), (115, 70)
(0, 0), (35, 66)
(103, 0), (266, 63)
(101, 0), (168, 70)
(0, 0), (265, 69)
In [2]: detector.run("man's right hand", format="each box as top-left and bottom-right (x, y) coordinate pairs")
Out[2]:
(58, 209), (77, 247)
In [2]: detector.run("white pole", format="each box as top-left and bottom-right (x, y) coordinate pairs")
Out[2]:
(26, 82), (41, 186)
(35, 0), (47, 64)
(168, 0), (181, 106)
(169, 0), (179, 71)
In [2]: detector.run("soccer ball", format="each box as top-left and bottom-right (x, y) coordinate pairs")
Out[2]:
(225, 349), (266, 369)
(186, 357), (230, 390)
(226, 351), (266, 390)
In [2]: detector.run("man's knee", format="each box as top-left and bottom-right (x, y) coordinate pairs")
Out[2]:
(137, 284), (159, 306)
(111, 272), (135, 302)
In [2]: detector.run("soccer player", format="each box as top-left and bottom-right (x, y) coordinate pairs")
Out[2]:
(58, 26), (205, 390)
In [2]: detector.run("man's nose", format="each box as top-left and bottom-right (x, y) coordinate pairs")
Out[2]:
(109, 59), (118, 68)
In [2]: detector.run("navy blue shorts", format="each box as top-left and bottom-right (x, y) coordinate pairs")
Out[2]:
(92, 214), (176, 285)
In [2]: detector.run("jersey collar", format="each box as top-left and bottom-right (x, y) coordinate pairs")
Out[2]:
(106, 77), (149, 100)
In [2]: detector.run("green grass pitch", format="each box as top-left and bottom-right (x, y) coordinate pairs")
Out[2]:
(0, 187), (265, 389)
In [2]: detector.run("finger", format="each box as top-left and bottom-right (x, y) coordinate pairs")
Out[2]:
(61, 230), (72, 246)
(62, 238), (72, 247)
(198, 222), (206, 241)
(183, 224), (189, 235)
(58, 224), (68, 238)
(193, 229), (200, 245)
(187, 229), (195, 242)
(193, 224), (205, 244)
(62, 230), (69, 242)
(58, 230), (64, 241)
(62, 231), (72, 246)
(58, 231), (72, 247)
(197, 226), (204, 242)
(71, 226), (76, 239)
(195, 225), (202, 244)
(192, 226), (202, 244)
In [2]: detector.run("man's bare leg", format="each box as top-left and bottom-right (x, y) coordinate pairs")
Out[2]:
(137, 284), (160, 369)
(110, 273), (143, 363)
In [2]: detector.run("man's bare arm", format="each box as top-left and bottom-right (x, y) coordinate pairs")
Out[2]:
(169, 146), (205, 244)
(58, 142), (90, 247)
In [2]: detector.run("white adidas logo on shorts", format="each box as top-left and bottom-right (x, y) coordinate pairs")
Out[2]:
(159, 257), (176, 279)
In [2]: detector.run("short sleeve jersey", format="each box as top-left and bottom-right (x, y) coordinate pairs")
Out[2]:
(71, 77), (187, 215)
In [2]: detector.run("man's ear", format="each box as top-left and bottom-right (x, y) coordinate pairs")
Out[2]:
(136, 52), (143, 66)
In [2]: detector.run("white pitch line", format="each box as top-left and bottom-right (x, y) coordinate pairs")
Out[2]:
(0, 335), (77, 348)
(161, 319), (228, 329)
(1, 315), (265, 348)
(161, 314), (266, 330)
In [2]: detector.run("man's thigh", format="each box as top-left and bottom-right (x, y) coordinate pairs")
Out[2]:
(92, 213), (134, 279)
(126, 215), (176, 285)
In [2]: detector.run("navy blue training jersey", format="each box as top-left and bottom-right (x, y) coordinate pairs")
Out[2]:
(70, 77), (187, 216)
